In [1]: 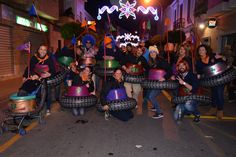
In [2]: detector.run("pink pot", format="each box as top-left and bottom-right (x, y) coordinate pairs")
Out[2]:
(66, 85), (90, 96)
(148, 69), (166, 80)
(34, 64), (49, 76)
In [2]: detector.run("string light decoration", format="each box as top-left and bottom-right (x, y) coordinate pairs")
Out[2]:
(116, 33), (140, 47)
(97, 0), (159, 21)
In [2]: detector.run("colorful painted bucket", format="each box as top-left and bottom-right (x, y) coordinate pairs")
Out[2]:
(203, 62), (227, 77)
(9, 93), (36, 113)
(58, 56), (74, 66)
(126, 63), (144, 75)
(148, 69), (166, 80)
(98, 60), (120, 68)
(34, 64), (49, 77)
(66, 85), (90, 96)
(106, 88), (127, 101)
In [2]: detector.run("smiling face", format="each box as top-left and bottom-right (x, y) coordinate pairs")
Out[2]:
(38, 45), (47, 58)
(150, 50), (157, 59)
(113, 69), (122, 81)
(198, 46), (207, 58)
(136, 47), (143, 57)
(85, 40), (92, 49)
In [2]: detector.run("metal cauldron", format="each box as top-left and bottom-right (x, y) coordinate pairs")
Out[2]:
(203, 62), (227, 77)
(66, 85), (90, 97)
(34, 64), (49, 77)
(9, 94), (36, 113)
(98, 60), (120, 68)
(58, 56), (74, 67)
(106, 88), (127, 101)
(148, 69), (166, 80)
(126, 63), (144, 75)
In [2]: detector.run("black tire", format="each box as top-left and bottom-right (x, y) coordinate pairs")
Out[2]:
(60, 95), (97, 108)
(199, 67), (236, 87)
(94, 67), (120, 77)
(142, 80), (179, 89)
(97, 98), (137, 112)
(46, 70), (68, 87)
(171, 95), (212, 105)
(124, 74), (145, 84)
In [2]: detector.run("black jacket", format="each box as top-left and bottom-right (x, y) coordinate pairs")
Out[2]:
(72, 74), (94, 93)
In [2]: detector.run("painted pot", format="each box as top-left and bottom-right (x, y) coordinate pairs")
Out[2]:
(106, 88), (127, 101)
(98, 60), (120, 68)
(58, 56), (74, 66)
(66, 85), (90, 96)
(126, 63), (144, 75)
(9, 93), (36, 113)
(34, 64), (49, 77)
(80, 57), (96, 66)
(148, 69), (166, 80)
(203, 62), (227, 77)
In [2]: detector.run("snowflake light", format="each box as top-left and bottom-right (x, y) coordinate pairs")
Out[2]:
(97, 0), (159, 21)
(116, 33), (140, 47)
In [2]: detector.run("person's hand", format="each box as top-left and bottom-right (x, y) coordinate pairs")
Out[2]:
(103, 105), (109, 111)
(86, 83), (90, 88)
(170, 75), (176, 80)
(176, 76), (185, 85)
(41, 72), (51, 78)
(159, 77), (165, 82)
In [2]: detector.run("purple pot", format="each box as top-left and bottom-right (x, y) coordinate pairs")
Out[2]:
(34, 64), (49, 76)
(203, 62), (227, 77)
(66, 85), (90, 96)
(106, 88), (127, 101)
(148, 69), (166, 80)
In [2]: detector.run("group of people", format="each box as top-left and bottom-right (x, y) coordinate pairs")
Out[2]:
(16, 33), (235, 122)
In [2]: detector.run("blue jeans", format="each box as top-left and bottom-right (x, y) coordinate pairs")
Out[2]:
(212, 85), (225, 110)
(174, 100), (199, 120)
(147, 89), (162, 114)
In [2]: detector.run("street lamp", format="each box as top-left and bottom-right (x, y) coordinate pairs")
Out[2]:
(144, 0), (151, 4)
(199, 23), (205, 29)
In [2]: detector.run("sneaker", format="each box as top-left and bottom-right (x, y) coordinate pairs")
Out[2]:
(149, 107), (156, 112)
(72, 108), (79, 116)
(152, 113), (164, 119)
(193, 115), (200, 123)
(46, 110), (51, 116)
(104, 111), (110, 120)
(79, 108), (85, 115)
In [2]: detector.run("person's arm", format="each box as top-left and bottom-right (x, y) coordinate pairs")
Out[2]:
(100, 81), (112, 106)
(87, 80), (94, 93)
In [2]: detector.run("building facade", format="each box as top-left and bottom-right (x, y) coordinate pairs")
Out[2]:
(0, 0), (62, 80)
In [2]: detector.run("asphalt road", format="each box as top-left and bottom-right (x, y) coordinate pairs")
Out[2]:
(0, 94), (236, 157)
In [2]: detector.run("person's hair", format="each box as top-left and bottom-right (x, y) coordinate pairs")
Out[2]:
(148, 51), (163, 66)
(176, 59), (190, 72)
(196, 44), (213, 60)
(177, 44), (189, 57)
(113, 67), (123, 74)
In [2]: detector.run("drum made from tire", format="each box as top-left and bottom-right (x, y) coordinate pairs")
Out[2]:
(124, 74), (145, 84)
(142, 80), (179, 89)
(60, 95), (97, 108)
(199, 67), (236, 87)
(171, 95), (212, 105)
(46, 69), (69, 87)
(97, 98), (137, 112)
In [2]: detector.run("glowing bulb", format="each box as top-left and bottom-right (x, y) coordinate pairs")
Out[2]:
(199, 23), (205, 29)
(144, 0), (151, 4)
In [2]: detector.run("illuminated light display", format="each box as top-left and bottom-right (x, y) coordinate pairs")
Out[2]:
(97, 0), (159, 21)
(119, 0), (137, 19)
(116, 33), (140, 47)
(97, 6), (118, 20)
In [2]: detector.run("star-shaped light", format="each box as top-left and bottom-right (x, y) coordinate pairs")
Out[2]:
(119, 0), (137, 19)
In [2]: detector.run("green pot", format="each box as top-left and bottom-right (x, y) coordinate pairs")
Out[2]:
(58, 56), (74, 66)
(98, 60), (120, 68)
